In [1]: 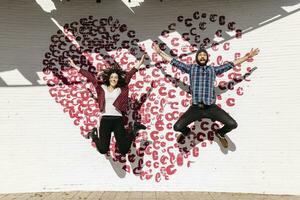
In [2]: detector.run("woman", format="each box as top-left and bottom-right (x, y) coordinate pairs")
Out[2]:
(68, 55), (145, 155)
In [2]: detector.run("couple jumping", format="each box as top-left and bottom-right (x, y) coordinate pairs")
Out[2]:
(68, 44), (259, 155)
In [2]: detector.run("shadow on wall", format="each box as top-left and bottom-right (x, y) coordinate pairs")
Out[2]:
(0, 0), (299, 87)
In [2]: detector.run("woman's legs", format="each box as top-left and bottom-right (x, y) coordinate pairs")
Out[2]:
(113, 117), (133, 155)
(92, 116), (139, 155)
(94, 117), (112, 154)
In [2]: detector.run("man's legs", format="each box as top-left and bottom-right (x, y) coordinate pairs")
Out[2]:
(208, 104), (238, 148)
(173, 105), (204, 135)
(173, 105), (206, 143)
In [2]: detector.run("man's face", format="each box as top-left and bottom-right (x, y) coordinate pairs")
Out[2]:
(197, 52), (208, 65)
(109, 73), (119, 88)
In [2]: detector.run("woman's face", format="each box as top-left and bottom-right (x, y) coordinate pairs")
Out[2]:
(109, 73), (119, 88)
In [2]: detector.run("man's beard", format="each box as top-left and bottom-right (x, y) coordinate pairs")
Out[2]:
(197, 58), (208, 66)
(195, 48), (209, 66)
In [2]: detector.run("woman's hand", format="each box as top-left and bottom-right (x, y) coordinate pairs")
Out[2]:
(67, 58), (80, 71)
(152, 43), (161, 54)
(135, 54), (146, 70)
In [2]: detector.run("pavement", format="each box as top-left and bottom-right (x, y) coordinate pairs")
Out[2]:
(0, 191), (299, 200)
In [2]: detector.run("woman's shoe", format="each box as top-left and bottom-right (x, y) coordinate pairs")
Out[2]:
(132, 122), (147, 138)
(133, 122), (146, 131)
(86, 127), (97, 140)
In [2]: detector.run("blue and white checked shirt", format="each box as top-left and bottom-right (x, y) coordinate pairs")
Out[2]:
(170, 58), (234, 105)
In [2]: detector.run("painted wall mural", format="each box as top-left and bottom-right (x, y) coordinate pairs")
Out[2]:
(42, 12), (256, 182)
(1, 0), (299, 194)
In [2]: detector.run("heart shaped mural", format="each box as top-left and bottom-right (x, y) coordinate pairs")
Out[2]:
(42, 13), (256, 182)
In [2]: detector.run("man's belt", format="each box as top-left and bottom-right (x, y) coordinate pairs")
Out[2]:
(193, 102), (212, 109)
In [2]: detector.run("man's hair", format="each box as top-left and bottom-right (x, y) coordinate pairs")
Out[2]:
(101, 64), (126, 87)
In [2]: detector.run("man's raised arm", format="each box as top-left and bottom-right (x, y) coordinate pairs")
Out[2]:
(152, 43), (191, 74)
(214, 48), (260, 75)
(233, 48), (260, 66)
(152, 43), (173, 62)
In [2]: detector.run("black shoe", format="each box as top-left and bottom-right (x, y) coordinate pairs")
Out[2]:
(176, 127), (192, 144)
(126, 122), (147, 140)
(140, 139), (153, 147)
(86, 127), (97, 140)
(132, 122), (146, 137)
(134, 122), (147, 131)
(176, 133), (186, 144)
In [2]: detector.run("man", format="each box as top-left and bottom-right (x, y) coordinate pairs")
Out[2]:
(152, 43), (259, 148)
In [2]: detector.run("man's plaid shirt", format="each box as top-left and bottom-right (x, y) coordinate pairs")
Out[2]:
(170, 58), (234, 105)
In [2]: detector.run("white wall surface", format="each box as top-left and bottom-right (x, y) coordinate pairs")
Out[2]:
(0, 0), (299, 195)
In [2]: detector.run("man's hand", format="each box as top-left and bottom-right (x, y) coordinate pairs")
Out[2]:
(246, 48), (260, 58)
(233, 48), (260, 66)
(152, 42), (173, 62)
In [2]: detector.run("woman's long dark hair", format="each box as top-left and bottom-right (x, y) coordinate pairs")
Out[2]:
(101, 64), (126, 88)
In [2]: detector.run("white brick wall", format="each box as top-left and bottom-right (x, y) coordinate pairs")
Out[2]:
(0, 0), (299, 195)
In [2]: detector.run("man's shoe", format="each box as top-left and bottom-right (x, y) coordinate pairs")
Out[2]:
(86, 127), (97, 140)
(176, 133), (186, 144)
(215, 133), (228, 148)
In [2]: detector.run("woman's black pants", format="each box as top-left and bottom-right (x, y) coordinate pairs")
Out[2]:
(93, 116), (134, 155)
